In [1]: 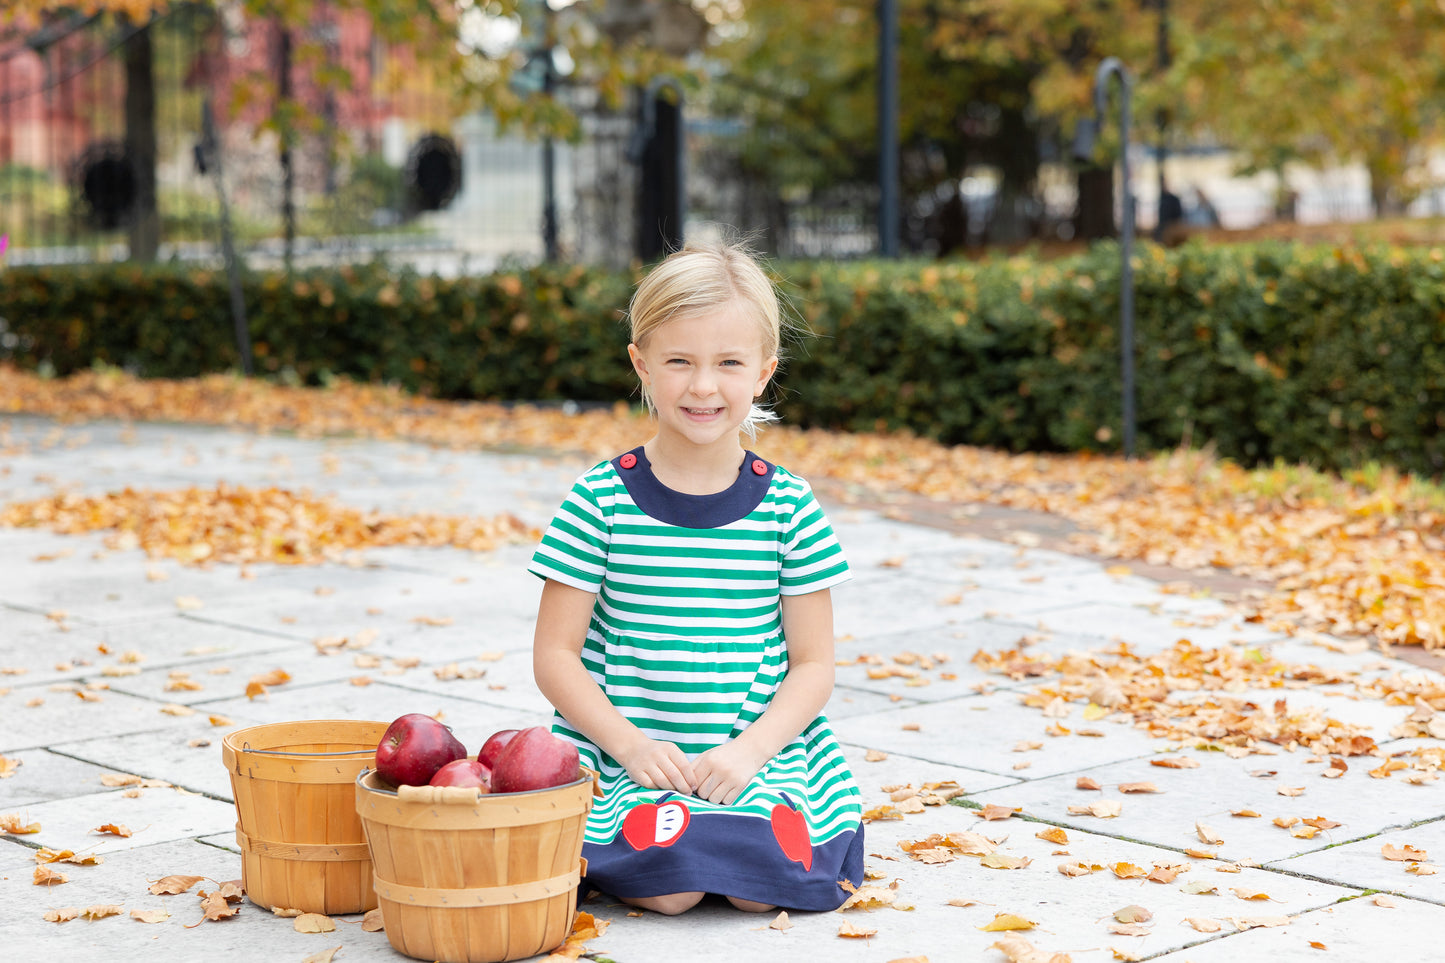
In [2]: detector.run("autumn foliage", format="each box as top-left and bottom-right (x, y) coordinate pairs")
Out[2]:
(5, 244), (1445, 475)
(0, 483), (537, 566)
(3, 364), (1444, 655)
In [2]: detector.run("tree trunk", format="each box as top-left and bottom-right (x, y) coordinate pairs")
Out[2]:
(276, 21), (295, 271)
(1075, 166), (1116, 240)
(1367, 159), (1405, 218)
(984, 104), (1039, 245)
(123, 20), (159, 262)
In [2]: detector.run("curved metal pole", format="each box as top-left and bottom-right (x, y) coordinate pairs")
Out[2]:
(1094, 57), (1136, 458)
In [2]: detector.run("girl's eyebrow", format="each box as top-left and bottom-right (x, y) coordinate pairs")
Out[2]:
(656, 346), (755, 356)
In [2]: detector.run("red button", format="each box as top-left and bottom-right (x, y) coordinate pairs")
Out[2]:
(751, 459), (767, 475)
(619, 453), (638, 469)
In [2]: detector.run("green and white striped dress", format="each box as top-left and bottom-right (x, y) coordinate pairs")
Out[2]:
(528, 446), (865, 910)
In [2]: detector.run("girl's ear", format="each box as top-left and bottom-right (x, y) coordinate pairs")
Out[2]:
(628, 343), (650, 385)
(754, 355), (779, 397)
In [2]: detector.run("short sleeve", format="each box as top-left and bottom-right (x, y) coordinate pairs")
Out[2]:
(779, 479), (851, 596)
(528, 471), (612, 593)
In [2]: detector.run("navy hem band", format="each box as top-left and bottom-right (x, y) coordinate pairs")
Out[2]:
(579, 815), (865, 911)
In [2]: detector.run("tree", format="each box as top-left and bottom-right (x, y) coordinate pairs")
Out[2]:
(705, 0), (1145, 249)
(708, 0), (1445, 248)
(4, 1), (474, 261)
(2, 0), (694, 260)
(1163, 0), (1445, 217)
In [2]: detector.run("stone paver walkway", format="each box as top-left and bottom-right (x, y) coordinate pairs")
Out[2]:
(1, 416), (1441, 962)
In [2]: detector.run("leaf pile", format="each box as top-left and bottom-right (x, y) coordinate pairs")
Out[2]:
(4, 366), (1444, 647)
(976, 640), (1388, 758)
(0, 483), (537, 567)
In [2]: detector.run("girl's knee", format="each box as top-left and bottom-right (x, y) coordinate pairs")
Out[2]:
(622, 891), (705, 915)
(725, 896), (776, 913)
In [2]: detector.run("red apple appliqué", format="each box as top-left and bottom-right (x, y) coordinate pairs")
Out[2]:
(770, 794), (812, 871)
(621, 798), (691, 850)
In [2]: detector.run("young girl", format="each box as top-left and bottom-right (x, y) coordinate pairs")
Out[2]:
(529, 240), (864, 915)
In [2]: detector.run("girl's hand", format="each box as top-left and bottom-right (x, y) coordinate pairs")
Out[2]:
(692, 741), (768, 805)
(618, 737), (697, 795)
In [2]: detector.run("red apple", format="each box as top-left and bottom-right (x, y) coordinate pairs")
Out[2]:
(621, 798), (691, 850)
(489, 726), (580, 793)
(374, 713), (466, 787)
(770, 795), (812, 870)
(476, 728), (520, 771)
(429, 758), (492, 790)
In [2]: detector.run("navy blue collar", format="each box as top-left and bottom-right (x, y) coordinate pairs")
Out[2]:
(611, 446), (776, 529)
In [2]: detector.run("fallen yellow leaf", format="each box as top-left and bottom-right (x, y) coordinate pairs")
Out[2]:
(294, 913), (336, 933)
(301, 949), (342, 963)
(1196, 822), (1224, 844)
(79, 904), (122, 920)
(991, 934), (1072, 963)
(1230, 887), (1273, 901)
(33, 865), (68, 885)
(148, 874), (207, 895)
(1150, 756), (1200, 769)
(1117, 782), (1160, 794)
(1068, 800), (1122, 818)
(0, 813), (41, 834)
(1114, 905), (1152, 923)
(92, 823), (132, 837)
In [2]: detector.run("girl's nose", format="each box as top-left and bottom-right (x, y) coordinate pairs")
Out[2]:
(689, 367), (717, 396)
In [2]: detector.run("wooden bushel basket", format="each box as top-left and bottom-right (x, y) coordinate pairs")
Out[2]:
(222, 719), (387, 915)
(356, 768), (595, 963)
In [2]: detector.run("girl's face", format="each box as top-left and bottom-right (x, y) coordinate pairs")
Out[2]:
(628, 304), (778, 454)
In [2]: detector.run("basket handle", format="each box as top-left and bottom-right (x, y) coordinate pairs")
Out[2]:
(395, 784), (489, 805)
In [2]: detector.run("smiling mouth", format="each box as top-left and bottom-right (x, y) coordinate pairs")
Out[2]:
(683, 407), (722, 416)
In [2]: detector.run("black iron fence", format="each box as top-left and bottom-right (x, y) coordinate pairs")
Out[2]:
(0, 10), (899, 273)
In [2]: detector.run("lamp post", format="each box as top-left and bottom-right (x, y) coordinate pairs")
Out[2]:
(541, 2), (559, 262)
(1153, 0), (1170, 242)
(877, 0), (899, 257)
(1074, 57), (1137, 458)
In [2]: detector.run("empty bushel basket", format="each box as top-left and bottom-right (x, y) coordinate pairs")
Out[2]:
(222, 719), (387, 915)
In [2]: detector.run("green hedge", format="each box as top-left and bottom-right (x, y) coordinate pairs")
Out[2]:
(2, 243), (1443, 475)
(0, 262), (639, 402)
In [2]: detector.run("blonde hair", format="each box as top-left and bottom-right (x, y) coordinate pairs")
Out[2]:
(627, 239), (784, 440)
